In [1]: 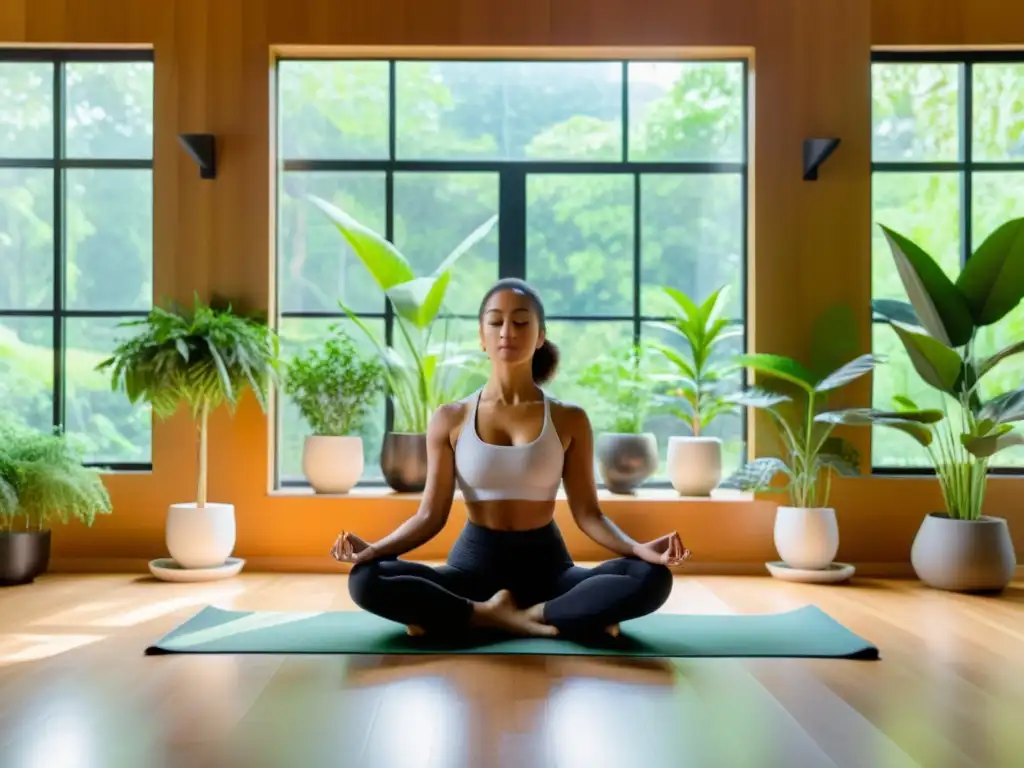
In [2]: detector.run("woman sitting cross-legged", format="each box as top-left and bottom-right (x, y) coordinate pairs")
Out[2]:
(330, 278), (690, 639)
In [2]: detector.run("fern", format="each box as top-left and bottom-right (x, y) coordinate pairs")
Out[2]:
(0, 416), (112, 533)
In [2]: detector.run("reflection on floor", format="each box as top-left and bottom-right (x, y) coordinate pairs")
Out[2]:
(1, 571), (1022, 767)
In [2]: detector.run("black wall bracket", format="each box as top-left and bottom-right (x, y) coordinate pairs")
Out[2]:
(803, 137), (840, 181)
(178, 133), (217, 179)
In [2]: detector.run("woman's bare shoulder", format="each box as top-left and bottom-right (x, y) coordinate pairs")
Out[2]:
(431, 399), (473, 445)
(546, 396), (590, 436)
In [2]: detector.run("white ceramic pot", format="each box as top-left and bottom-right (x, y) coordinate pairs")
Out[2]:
(302, 435), (364, 494)
(774, 506), (839, 570)
(666, 436), (722, 496)
(166, 502), (236, 570)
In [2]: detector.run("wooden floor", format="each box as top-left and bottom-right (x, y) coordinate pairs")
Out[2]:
(1, 571), (1022, 768)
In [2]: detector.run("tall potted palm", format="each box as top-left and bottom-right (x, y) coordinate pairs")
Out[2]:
(309, 196), (493, 491)
(1, 417), (112, 586)
(98, 295), (279, 573)
(872, 217), (1024, 592)
(647, 285), (739, 496)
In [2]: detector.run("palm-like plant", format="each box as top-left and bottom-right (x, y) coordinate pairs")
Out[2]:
(308, 196), (495, 433)
(872, 217), (1024, 520)
(0, 416), (112, 532)
(646, 285), (739, 436)
(97, 295), (280, 507)
(721, 306), (941, 508)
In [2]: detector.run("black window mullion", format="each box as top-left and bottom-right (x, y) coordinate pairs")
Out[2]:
(498, 169), (526, 280)
(961, 61), (973, 263)
(384, 60), (397, 433)
(632, 173), (641, 346)
(52, 61), (65, 433)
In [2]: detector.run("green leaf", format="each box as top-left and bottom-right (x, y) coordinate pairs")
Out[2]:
(955, 216), (1024, 326)
(888, 322), (963, 392)
(307, 195), (414, 291)
(978, 339), (1024, 379)
(814, 408), (936, 447)
(979, 387), (1024, 425)
(386, 273), (451, 329)
(718, 457), (790, 492)
(871, 298), (923, 327)
(728, 387), (792, 409)
(893, 394), (920, 410)
(736, 353), (817, 393)
(961, 430), (1024, 458)
(814, 354), (883, 393)
(880, 224), (974, 346)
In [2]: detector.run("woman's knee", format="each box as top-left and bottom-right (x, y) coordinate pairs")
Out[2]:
(636, 561), (673, 607)
(347, 560), (385, 608)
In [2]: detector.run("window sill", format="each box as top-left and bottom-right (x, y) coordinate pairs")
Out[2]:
(268, 486), (755, 503)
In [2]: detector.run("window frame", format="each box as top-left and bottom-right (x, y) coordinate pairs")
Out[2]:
(274, 55), (750, 489)
(0, 48), (155, 471)
(871, 49), (1024, 476)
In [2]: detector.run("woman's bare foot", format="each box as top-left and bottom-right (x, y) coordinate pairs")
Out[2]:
(605, 623), (620, 638)
(406, 625), (425, 637)
(525, 603), (618, 638)
(472, 590), (558, 638)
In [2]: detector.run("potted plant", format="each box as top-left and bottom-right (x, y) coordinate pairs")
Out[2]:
(720, 305), (939, 574)
(283, 325), (385, 493)
(97, 295), (279, 572)
(576, 342), (658, 494)
(872, 217), (1024, 592)
(309, 196), (493, 492)
(0, 417), (112, 586)
(647, 285), (740, 496)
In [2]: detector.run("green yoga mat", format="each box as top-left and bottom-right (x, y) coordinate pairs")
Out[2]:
(145, 605), (878, 660)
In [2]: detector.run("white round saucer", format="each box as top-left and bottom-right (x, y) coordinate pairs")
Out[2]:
(766, 561), (855, 583)
(148, 557), (245, 583)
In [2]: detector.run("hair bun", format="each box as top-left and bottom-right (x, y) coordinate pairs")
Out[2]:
(532, 339), (559, 384)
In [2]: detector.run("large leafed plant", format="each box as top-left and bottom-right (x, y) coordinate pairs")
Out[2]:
(872, 216), (1024, 519)
(720, 305), (940, 508)
(97, 295), (280, 508)
(308, 196), (495, 433)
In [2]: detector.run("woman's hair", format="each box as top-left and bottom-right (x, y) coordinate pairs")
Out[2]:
(478, 278), (560, 384)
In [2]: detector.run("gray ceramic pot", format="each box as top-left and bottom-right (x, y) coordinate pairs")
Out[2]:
(380, 432), (428, 493)
(1, 530), (51, 587)
(596, 432), (659, 494)
(911, 513), (1017, 593)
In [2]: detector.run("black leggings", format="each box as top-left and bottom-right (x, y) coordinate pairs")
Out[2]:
(348, 520), (673, 636)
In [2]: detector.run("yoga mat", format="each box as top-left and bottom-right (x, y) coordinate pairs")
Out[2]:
(145, 605), (879, 660)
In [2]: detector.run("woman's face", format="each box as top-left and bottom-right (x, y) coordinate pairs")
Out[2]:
(479, 289), (545, 367)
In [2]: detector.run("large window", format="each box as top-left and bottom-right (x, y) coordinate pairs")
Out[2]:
(275, 58), (748, 487)
(0, 51), (154, 468)
(871, 52), (1024, 471)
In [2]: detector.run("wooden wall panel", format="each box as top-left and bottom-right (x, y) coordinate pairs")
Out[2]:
(1, 0), (1023, 570)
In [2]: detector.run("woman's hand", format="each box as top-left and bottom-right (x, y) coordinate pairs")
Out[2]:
(633, 532), (691, 566)
(329, 531), (376, 564)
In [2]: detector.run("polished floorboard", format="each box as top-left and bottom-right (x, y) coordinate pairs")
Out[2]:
(1, 570), (1022, 768)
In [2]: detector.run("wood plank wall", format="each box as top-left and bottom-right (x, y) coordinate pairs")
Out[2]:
(1, 0), (1022, 569)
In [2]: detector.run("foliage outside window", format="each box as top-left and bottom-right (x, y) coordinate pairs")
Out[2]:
(871, 53), (1024, 471)
(275, 58), (749, 487)
(0, 51), (154, 468)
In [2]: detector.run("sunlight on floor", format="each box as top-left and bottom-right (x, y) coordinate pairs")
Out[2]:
(0, 634), (105, 665)
(28, 585), (246, 628)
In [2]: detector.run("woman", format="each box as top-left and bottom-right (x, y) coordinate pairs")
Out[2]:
(330, 278), (690, 639)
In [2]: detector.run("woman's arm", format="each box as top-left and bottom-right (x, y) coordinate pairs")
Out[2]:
(362, 404), (460, 560)
(560, 405), (642, 558)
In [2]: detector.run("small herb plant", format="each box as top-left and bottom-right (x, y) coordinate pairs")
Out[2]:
(647, 285), (739, 436)
(283, 327), (385, 437)
(0, 416), (112, 533)
(576, 342), (653, 434)
(98, 294), (280, 508)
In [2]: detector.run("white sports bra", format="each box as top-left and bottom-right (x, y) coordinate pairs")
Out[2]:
(453, 389), (564, 502)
